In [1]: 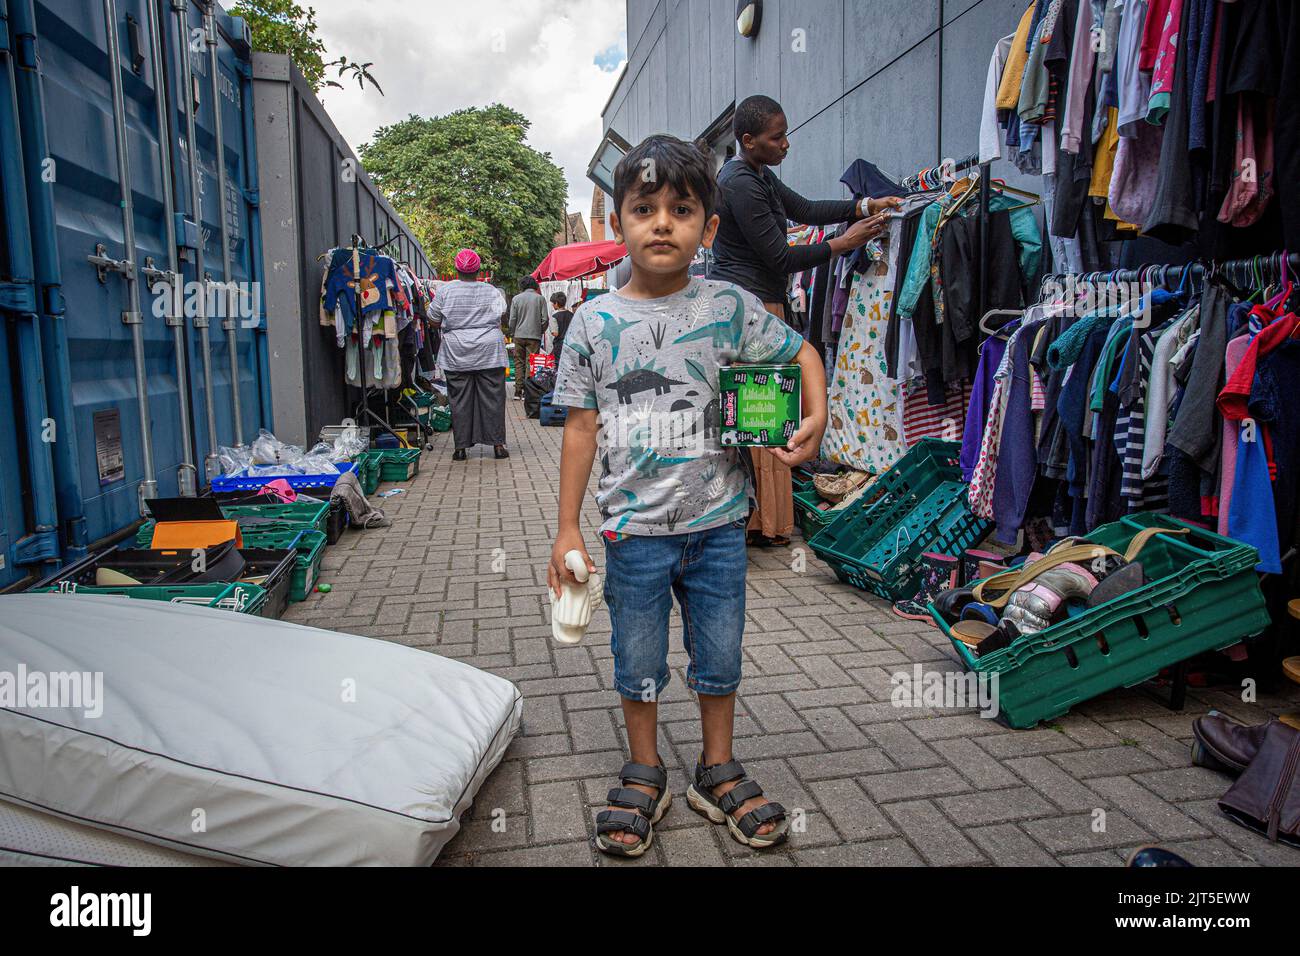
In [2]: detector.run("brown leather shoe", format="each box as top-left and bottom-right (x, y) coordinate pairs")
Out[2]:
(1191, 715), (1274, 776)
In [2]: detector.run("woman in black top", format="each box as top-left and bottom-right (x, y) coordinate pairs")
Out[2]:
(711, 95), (899, 317)
(712, 95), (900, 546)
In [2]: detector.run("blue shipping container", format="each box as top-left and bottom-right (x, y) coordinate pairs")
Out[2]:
(0, 0), (269, 588)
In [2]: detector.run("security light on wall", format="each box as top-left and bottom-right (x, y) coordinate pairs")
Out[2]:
(736, 1), (763, 38)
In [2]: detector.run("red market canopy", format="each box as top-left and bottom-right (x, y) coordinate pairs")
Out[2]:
(532, 241), (627, 282)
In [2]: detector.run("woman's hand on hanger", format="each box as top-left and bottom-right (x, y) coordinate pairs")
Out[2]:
(862, 196), (903, 218)
(830, 213), (889, 256)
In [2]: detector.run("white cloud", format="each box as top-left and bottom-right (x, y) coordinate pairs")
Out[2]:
(308, 0), (627, 247)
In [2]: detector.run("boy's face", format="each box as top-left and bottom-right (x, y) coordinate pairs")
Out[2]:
(610, 186), (719, 278)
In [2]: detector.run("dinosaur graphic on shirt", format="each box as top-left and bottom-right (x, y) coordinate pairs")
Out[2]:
(564, 338), (593, 368)
(687, 490), (749, 528)
(673, 288), (746, 350)
(594, 312), (640, 363)
(606, 363), (686, 405)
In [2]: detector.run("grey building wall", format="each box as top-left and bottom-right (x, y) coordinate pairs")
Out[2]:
(605, 0), (1036, 200)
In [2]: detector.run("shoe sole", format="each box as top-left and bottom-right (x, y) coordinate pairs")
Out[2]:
(595, 792), (671, 858)
(685, 785), (787, 849)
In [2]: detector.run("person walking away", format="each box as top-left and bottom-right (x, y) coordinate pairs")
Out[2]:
(549, 135), (829, 857)
(509, 276), (548, 398)
(427, 249), (511, 460)
(549, 292), (574, 359)
(711, 94), (900, 546)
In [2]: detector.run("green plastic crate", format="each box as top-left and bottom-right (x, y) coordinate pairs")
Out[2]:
(221, 501), (331, 536)
(794, 487), (835, 539)
(930, 514), (1270, 729)
(138, 501), (331, 542)
(238, 528), (327, 603)
(355, 453), (381, 495)
(31, 580), (266, 614)
(808, 439), (991, 601)
(362, 448), (421, 482)
(429, 406), (451, 433)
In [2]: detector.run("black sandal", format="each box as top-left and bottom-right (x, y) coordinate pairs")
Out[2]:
(686, 756), (789, 849)
(594, 762), (671, 858)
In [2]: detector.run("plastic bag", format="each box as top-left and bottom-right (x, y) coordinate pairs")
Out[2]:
(218, 445), (253, 476)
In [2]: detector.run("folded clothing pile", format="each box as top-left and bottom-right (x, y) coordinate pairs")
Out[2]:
(926, 526), (1190, 658)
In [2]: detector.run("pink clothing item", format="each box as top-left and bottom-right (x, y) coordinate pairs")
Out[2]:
(1218, 95), (1275, 228)
(260, 479), (298, 503)
(1147, 0), (1185, 121)
(454, 248), (482, 273)
(1140, 0), (1175, 71)
(1108, 119), (1164, 225)
(1217, 334), (1249, 536)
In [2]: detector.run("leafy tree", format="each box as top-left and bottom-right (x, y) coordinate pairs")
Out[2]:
(360, 105), (568, 285)
(233, 0), (381, 94)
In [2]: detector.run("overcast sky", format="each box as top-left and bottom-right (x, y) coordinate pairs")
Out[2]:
(309, 0), (627, 237)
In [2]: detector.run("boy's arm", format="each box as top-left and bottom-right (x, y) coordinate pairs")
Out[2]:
(549, 408), (600, 598)
(768, 340), (828, 468)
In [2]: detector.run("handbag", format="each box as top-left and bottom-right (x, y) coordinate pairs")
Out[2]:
(1218, 720), (1300, 847)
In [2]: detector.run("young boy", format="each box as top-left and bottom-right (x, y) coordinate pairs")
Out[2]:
(548, 135), (828, 856)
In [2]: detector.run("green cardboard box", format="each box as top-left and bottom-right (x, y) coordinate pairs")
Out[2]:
(718, 364), (801, 447)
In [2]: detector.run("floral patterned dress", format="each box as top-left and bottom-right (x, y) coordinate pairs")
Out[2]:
(821, 259), (908, 474)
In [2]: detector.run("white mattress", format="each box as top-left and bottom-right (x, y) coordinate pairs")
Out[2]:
(0, 594), (522, 866)
(0, 800), (230, 867)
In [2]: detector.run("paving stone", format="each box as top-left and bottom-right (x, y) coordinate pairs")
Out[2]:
(881, 800), (986, 866)
(1005, 756), (1105, 812)
(787, 748), (895, 781)
(967, 824), (1060, 866)
(930, 737), (1021, 790)
(1086, 776), (1211, 841)
(806, 778), (896, 842)
(792, 839), (923, 867)
(1020, 810), (1151, 853)
(528, 779), (589, 845)
(861, 767), (972, 804)
(284, 402), (1300, 868)
(936, 788), (1057, 827)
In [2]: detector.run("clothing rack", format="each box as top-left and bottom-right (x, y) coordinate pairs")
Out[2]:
(344, 235), (407, 449)
(1041, 252), (1300, 294)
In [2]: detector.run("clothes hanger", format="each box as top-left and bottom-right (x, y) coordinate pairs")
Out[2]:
(978, 308), (1023, 338)
(987, 179), (1041, 212)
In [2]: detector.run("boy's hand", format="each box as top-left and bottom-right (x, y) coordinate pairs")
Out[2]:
(549, 528), (596, 600)
(768, 414), (826, 469)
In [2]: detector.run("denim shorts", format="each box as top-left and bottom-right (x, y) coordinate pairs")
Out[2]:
(602, 518), (748, 701)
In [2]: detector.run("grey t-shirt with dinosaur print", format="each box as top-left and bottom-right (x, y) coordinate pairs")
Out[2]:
(553, 278), (803, 537)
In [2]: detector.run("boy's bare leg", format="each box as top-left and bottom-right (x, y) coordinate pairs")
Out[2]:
(603, 697), (661, 846)
(698, 692), (777, 836)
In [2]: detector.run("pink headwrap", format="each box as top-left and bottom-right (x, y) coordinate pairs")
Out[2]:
(454, 249), (482, 273)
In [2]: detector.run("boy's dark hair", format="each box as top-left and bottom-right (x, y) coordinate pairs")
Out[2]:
(550, 292), (568, 308)
(613, 135), (719, 221)
(734, 95), (785, 142)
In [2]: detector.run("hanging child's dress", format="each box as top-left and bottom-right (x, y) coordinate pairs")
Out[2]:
(822, 245), (908, 474)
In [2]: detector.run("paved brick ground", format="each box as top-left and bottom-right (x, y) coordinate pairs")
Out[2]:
(285, 397), (1300, 867)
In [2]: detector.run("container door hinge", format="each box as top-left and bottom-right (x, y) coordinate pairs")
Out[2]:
(244, 187), (260, 207)
(88, 243), (133, 284)
(42, 285), (66, 316)
(121, 311), (143, 326)
(0, 280), (37, 313)
(15, 34), (39, 71)
(14, 529), (60, 567)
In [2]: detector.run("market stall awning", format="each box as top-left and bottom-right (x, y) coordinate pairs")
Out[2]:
(532, 240), (627, 282)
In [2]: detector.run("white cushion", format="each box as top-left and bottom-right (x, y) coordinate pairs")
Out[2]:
(0, 594), (521, 866)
